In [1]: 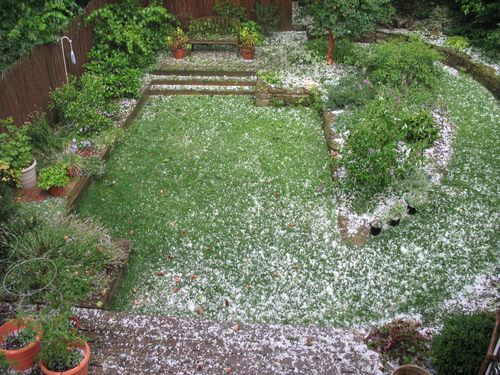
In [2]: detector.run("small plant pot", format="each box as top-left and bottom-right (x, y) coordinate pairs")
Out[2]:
(39, 340), (90, 375)
(48, 185), (63, 196)
(392, 364), (431, 375)
(241, 49), (255, 60)
(172, 48), (185, 59)
(388, 219), (400, 226)
(20, 159), (37, 189)
(0, 319), (41, 371)
(407, 205), (417, 215)
(370, 225), (382, 236)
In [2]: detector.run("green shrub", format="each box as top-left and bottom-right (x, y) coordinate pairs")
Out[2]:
(325, 73), (376, 110)
(49, 74), (118, 136)
(362, 36), (443, 90)
(85, 0), (176, 98)
(0, 180), (13, 224)
(431, 312), (495, 375)
(255, 0), (279, 35)
(365, 319), (430, 368)
(26, 111), (61, 157)
(213, 0), (247, 21)
(1, 210), (124, 304)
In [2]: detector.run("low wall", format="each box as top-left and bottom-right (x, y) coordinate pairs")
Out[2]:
(255, 81), (315, 107)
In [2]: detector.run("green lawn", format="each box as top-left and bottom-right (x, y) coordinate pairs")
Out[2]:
(77, 69), (500, 327)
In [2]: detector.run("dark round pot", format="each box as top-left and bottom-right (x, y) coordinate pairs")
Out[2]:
(407, 205), (417, 215)
(388, 219), (400, 226)
(370, 225), (382, 236)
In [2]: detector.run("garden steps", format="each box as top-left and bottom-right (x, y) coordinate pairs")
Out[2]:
(148, 69), (258, 96)
(73, 307), (381, 375)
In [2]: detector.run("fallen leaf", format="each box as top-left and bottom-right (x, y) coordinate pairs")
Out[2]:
(306, 338), (312, 346)
(185, 137), (190, 140)
(74, 271), (79, 275)
(289, 224), (296, 227)
(156, 272), (165, 276)
(292, 266), (300, 270)
(267, 179), (273, 182)
(133, 288), (137, 293)
(96, 246), (102, 252)
(85, 271), (94, 275)
(63, 236), (69, 241)
(129, 230), (134, 235)
(122, 215), (127, 218)
(226, 369), (231, 374)
(101, 289), (107, 296)
(98, 217), (103, 220)
(273, 272), (279, 277)
(160, 137), (164, 141)
(182, 231), (188, 234)
(203, 146), (208, 149)
(233, 324), (239, 332)
(225, 300), (230, 307)
(174, 277), (180, 282)
(112, 180), (116, 184)
(197, 364), (203, 371)
(173, 287), (180, 293)
(122, 167), (126, 170)
(160, 190), (164, 194)
(133, 299), (139, 305)
(196, 308), (203, 315)
(205, 247), (211, 251)
(168, 255), (175, 259)
(192, 275), (199, 279)
(136, 185), (141, 188)
(274, 193), (279, 197)
(246, 285), (252, 289)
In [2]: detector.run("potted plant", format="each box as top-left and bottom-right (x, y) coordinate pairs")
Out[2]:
(0, 117), (35, 189)
(166, 27), (190, 59)
(387, 200), (407, 226)
(38, 161), (71, 195)
(239, 26), (260, 60)
(37, 310), (90, 375)
(0, 317), (41, 371)
(369, 220), (382, 236)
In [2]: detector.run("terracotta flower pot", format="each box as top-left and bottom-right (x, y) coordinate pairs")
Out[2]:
(0, 319), (41, 371)
(172, 48), (186, 59)
(241, 49), (255, 60)
(392, 364), (431, 375)
(48, 185), (63, 196)
(39, 340), (91, 375)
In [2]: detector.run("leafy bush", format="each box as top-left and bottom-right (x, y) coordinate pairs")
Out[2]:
(445, 36), (470, 50)
(0, 180), (13, 224)
(1, 210), (124, 304)
(431, 312), (495, 375)
(84, 0), (176, 98)
(325, 73), (376, 110)
(0, 118), (33, 186)
(81, 157), (106, 180)
(365, 319), (430, 367)
(213, 0), (247, 21)
(26, 112), (61, 157)
(362, 36), (443, 90)
(49, 74), (118, 136)
(426, 5), (454, 34)
(255, 0), (279, 35)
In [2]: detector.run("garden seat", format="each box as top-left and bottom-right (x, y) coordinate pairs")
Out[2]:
(189, 16), (240, 52)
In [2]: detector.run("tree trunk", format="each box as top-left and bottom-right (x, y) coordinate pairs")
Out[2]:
(327, 29), (335, 65)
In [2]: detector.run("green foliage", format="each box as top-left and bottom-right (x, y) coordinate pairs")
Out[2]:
(1, 209), (123, 304)
(239, 26), (262, 50)
(301, 0), (393, 40)
(0, 118), (33, 186)
(255, 0), (279, 35)
(81, 157), (106, 180)
(362, 36), (443, 90)
(26, 112), (61, 158)
(334, 91), (438, 209)
(85, 0), (176, 98)
(426, 5), (454, 33)
(37, 161), (70, 190)
(0, 0), (81, 73)
(213, 0), (247, 21)
(325, 73), (376, 110)
(364, 319), (430, 368)
(445, 35), (470, 49)
(431, 312), (495, 375)
(0, 180), (14, 223)
(49, 74), (118, 136)
(166, 27), (190, 50)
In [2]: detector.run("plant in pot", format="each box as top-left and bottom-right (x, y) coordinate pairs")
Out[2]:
(0, 117), (36, 189)
(239, 26), (260, 60)
(369, 220), (383, 236)
(166, 27), (190, 59)
(387, 200), (407, 226)
(36, 309), (90, 375)
(0, 316), (41, 371)
(38, 161), (71, 195)
(56, 149), (84, 178)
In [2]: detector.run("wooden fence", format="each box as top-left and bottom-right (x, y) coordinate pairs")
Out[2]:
(0, 0), (121, 127)
(0, 0), (291, 128)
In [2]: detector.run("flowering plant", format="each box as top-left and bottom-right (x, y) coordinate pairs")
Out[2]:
(166, 27), (190, 51)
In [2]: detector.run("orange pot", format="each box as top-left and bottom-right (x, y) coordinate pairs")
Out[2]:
(241, 49), (255, 60)
(0, 319), (41, 370)
(39, 341), (91, 375)
(48, 185), (63, 196)
(172, 48), (185, 59)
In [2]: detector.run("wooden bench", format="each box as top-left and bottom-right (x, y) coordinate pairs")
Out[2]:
(189, 16), (240, 52)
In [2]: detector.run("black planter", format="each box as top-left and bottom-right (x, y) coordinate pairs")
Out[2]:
(407, 205), (417, 215)
(388, 219), (400, 226)
(370, 225), (382, 236)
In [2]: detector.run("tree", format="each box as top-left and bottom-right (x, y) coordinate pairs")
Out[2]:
(300, 0), (393, 65)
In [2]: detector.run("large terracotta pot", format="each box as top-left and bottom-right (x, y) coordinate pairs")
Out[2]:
(172, 48), (186, 59)
(39, 341), (91, 375)
(392, 365), (431, 375)
(0, 319), (41, 370)
(241, 48), (255, 60)
(48, 185), (63, 196)
(20, 159), (37, 189)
